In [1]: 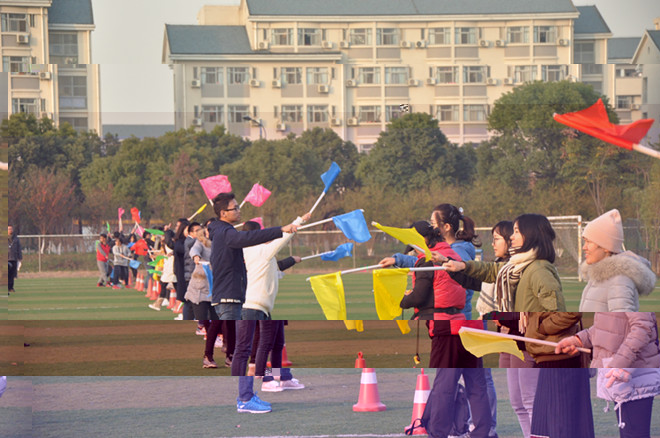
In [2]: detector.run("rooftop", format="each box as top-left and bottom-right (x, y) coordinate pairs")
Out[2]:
(165, 25), (253, 55)
(48, 0), (93, 25)
(574, 5), (611, 35)
(607, 37), (641, 62)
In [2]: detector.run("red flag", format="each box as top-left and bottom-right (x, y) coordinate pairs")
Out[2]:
(131, 207), (141, 224)
(243, 183), (272, 207)
(554, 98), (654, 151)
(199, 175), (232, 200)
(249, 217), (263, 229)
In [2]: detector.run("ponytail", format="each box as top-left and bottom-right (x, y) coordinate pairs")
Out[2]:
(432, 204), (481, 247)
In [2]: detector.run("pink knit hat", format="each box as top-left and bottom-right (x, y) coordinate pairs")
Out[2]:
(583, 209), (624, 253)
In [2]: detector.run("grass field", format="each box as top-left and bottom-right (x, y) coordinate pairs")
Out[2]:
(7, 273), (660, 320)
(1, 371), (659, 438)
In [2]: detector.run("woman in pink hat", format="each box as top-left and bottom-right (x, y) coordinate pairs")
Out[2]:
(579, 209), (656, 311)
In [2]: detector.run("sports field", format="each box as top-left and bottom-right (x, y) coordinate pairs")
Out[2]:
(1, 371), (659, 438)
(7, 273), (660, 320)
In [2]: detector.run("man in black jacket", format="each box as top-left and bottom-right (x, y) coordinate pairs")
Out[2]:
(8, 225), (22, 294)
(208, 192), (299, 320)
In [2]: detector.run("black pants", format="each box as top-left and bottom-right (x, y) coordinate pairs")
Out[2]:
(429, 335), (479, 368)
(618, 397), (654, 438)
(8, 261), (17, 291)
(192, 302), (218, 320)
(202, 320), (235, 361)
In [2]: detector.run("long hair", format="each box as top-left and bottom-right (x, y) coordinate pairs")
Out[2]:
(432, 203), (481, 247)
(492, 220), (514, 261)
(514, 214), (556, 263)
(174, 219), (190, 242)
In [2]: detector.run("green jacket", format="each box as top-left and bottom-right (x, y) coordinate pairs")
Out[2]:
(463, 259), (566, 312)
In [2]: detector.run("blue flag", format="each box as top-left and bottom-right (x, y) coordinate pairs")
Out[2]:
(321, 242), (354, 261)
(129, 259), (141, 270)
(332, 210), (371, 243)
(321, 162), (341, 193)
(202, 263), (214, 298)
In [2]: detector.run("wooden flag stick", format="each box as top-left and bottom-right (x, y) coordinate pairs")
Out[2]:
(458, 326), (591, 354)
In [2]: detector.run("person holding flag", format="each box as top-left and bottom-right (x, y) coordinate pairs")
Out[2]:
(95, 233), (111, 287)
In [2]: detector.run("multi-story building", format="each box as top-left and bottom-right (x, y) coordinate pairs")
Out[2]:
(607, 37), (643, 124)
(632, 18), (660, 144)
(1, 0), (101, 133)
(163, 0), (621, 149)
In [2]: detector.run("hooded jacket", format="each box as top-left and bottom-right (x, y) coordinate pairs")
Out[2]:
(579, 251), (656, 312)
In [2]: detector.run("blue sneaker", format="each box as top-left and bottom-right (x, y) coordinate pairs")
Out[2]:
(236, 395), (271, 413)
(251, 393), (271, 408)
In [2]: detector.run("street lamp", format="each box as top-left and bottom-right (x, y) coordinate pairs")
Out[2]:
(243, 116), (265, 140)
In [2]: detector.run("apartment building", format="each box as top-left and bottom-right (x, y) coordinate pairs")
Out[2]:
(607, 37), (643, 124)
(632, 18), (660, 144)
(1, 0), (101, 133)
(163, 0), (619, 150)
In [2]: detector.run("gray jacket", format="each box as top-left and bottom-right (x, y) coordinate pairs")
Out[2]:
(579, 251), (656, 312)
(8, 235), (22, 262)
(577, 312), (660, 368)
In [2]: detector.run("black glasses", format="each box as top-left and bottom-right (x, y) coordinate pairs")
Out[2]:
(225, 207), (240, 212)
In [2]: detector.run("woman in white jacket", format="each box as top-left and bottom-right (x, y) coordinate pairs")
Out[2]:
(579, 209), (656, 312)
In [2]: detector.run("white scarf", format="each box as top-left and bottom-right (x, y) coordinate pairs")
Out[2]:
(495, 249), (537, 312)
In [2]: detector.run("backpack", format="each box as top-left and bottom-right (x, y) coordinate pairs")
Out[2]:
(408, 382), (470, 437)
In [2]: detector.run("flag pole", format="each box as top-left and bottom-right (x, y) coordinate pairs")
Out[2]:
(305, 264), (382, 281)
(307, 191), (326, 216)
(632, 143), (660, 159)
(458, 326), (591, 354)
(299, 209), (365, 231)
(300, 252), (331, 261)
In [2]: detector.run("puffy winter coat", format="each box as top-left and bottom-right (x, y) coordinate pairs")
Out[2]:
(579, 251), (656, 312)
(525, 312), (582, 364)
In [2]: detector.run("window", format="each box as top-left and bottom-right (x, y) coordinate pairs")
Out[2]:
(463, 66), (487, 83)
(377, 28), (399, 45)
(2, 56), (31, 73)
(358, 105), (381, 123)
(616, 96), (634, 109)
(463, 104), (488, 122)
(616, 66), (638, 77)
(455, 27), (478, 45)
(574, 41), (594, 63)
(513, 65), (537, 83)
(534, 26), (557, 43)
(348, 28), (372, 45)
(298, 28), (321, 46)
(58, 76), (87, 109)
(358, 67), (381, 84)
(271, 28), (293, 45)
(436, 66), (459, 84)
(436, 105), (459, 122)
(429, 28), (451, 45)
(1, 13), (28, 32)
(228, 105), (249, 123)
(541, 65), (567, 82)
(49, 33), (78, 64)
(228, 67), (249, 85)
(281, 105), (303, 123)
(308, 105), (328, 123)
(385, 67), (408, 84)
(282, 67), (302, 85)
(385, 105), (404, 122)
(201, 67), (223, 85)
(59, 117), (88, 132)
(12, 98), (38, 115)
(306, 67), (328, 85)
(584, 81), (602, 94)
(202, 105), (224, 123)
(506, 26), (529, 44)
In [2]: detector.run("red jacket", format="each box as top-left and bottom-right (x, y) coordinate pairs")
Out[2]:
(96, 242), (110, 262)
(131, 239), (149, 256)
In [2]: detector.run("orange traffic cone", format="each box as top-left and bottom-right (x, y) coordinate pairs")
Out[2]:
(282, 344), (293, 366)
(353, 368), (386, 412)
(404, 368), (430, 435)
(355, 351), (366, 368)
(149, 280), (158, 300)
(166, 288), (177, 309)
(173, 300), (183, 314)
(135, 272), (143, 291)
(145, 277), (152, 298)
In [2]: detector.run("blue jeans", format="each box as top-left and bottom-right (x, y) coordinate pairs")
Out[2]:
(238, 376), (254, 402)
(242, 308), (271, 320)
(231, 320), (257, 377)
(215, 303), (242, 320)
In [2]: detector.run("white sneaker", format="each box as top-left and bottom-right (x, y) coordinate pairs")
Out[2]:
(261, 380), (284, 392)
(161, 300), (169, 307)
(173, 314), (183, 320)
(196, 327), (206, 336)
(214, 336), (224, 349)
(148, 304), (161, 311)
(280, 379), (305, 390)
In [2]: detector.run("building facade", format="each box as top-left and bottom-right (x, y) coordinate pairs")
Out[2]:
(1, 0), (100, 133)
(632, 19), (660, 144)
(163, 0), (635, 150)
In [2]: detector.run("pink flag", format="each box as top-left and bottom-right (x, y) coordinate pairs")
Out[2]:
(118, 207), (125, 222)
(249, 217), (263, 229)
(243, 183), (272, 207)
(199, 175), (232, 200)
(135, 224), (145, 237)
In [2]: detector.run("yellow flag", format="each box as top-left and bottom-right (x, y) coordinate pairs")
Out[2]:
(373, 222), (432, 261)
(396, 320), (411, 334)
(192, 203), (207, 217)
(373, 268), (409, 320)
(344, 320), (364, 332)
(309, 272), (347, 320)
(458, 329), (524, 361)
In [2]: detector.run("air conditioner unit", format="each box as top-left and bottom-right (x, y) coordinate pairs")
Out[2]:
(557, 38), (569, 46)
(408, 78), (419, 86)
(39, 71), (52, 80)
(16, 33), (29, 44)
(415, 40), (427, 48)
(257, 41), (270, 50)
(495, 39), (506, 47)
(271, 79), (282, 88)
(346, 79), (357, 87)
(478, 39), (490, 47)
(321, 41), (334, 49)
(486, 77), (498, 86)
(426, 77), (437, 85)
(317, 84), (329, 93)
(276, 122), (287, 131)
(631, 103), (641, 110)
(339, 40), (350, 49)
(400, 40), (411, 48)
(192, 118), (203, 127)
(347, 117), (359, 126)
(503, 77), (515, 85)
(191, 79), (201, 88)
(249, 79), (260, 87)
(330, 117), (342, 126)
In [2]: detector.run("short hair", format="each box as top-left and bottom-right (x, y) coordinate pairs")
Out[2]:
(514, 214), (556, 263)
(100, 233), (107, 239)
(243, 221), (262, 232)
(491, 221), (514, 246)
(213, 192), (235, 217)
(187, 222), (201, 234)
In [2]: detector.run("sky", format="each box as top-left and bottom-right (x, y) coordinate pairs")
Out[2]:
(91, 0), (660, 126)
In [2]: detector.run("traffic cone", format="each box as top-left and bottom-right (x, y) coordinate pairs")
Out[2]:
(173, 300), (183, 314)
(149, 280), (157, 300)
(166, 288), (177, 309)
(353, 368), (386, 412)
(145, 277), (152, 298)
(268, 343), (293, 368)
(355, 351), (366, 368)
(135, 272), (143, 291)
(151, 281), (161, 301)
(404, 368), (430, 435)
